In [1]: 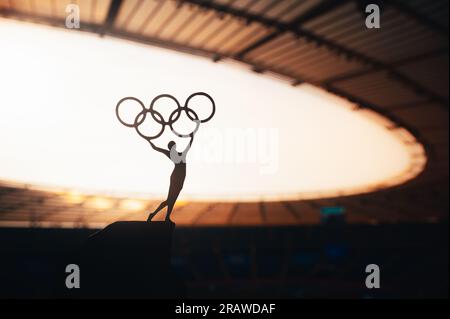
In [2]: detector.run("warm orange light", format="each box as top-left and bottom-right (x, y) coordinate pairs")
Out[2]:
(119, 199), (146, 211)
(85, 197), (114, 210)
(64, 192), (85, 205)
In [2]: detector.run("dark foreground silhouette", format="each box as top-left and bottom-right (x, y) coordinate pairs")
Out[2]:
(147, 134), (194, 222)
(76, 221), (186, 298)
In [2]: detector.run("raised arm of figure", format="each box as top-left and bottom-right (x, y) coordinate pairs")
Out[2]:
(148, 140), (170, 159)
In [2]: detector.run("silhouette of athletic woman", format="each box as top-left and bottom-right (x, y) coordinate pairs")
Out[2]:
(147, 133), (194, 222)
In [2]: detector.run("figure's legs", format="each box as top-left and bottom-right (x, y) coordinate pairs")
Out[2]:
(147, 200), (167, 221)
(165, 186), (182, 222)
(165, 200), (176, 222)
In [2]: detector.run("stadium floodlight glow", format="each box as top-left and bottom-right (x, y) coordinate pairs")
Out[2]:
(0, 19), (426, 201)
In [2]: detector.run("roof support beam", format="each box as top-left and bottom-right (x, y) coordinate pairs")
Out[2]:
(100, 0), (124, 35)
(387, 0), (448, 36)
(235, 0), (350, 58)
(321, 48), (449, 86)
(184, 0), (448, 108)
(0, 8), (218, 59)
(183, 0), (349, 58)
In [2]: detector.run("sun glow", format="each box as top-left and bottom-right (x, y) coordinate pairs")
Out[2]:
(0, 19), (426, 201)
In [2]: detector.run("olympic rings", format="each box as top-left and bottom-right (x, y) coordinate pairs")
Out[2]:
(149, 94), (181, 126)
(169, 107), (201, 138)
(115, 97), (145, 127)
(134, 109), (165, 140)
(115, 92), (215, 141)
(185, 92), (216, 123)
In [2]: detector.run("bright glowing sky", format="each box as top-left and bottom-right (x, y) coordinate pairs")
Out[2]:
(0, 19), (414, 201)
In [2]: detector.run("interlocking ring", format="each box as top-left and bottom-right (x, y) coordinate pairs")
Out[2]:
(134, 109), (166, 140)
(115, 97), (145, 128)
(169, 107), (200, 138)
(115, 92), (215, 141)
(149, 94), (181, 126)
(185, 92), (215, 123)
